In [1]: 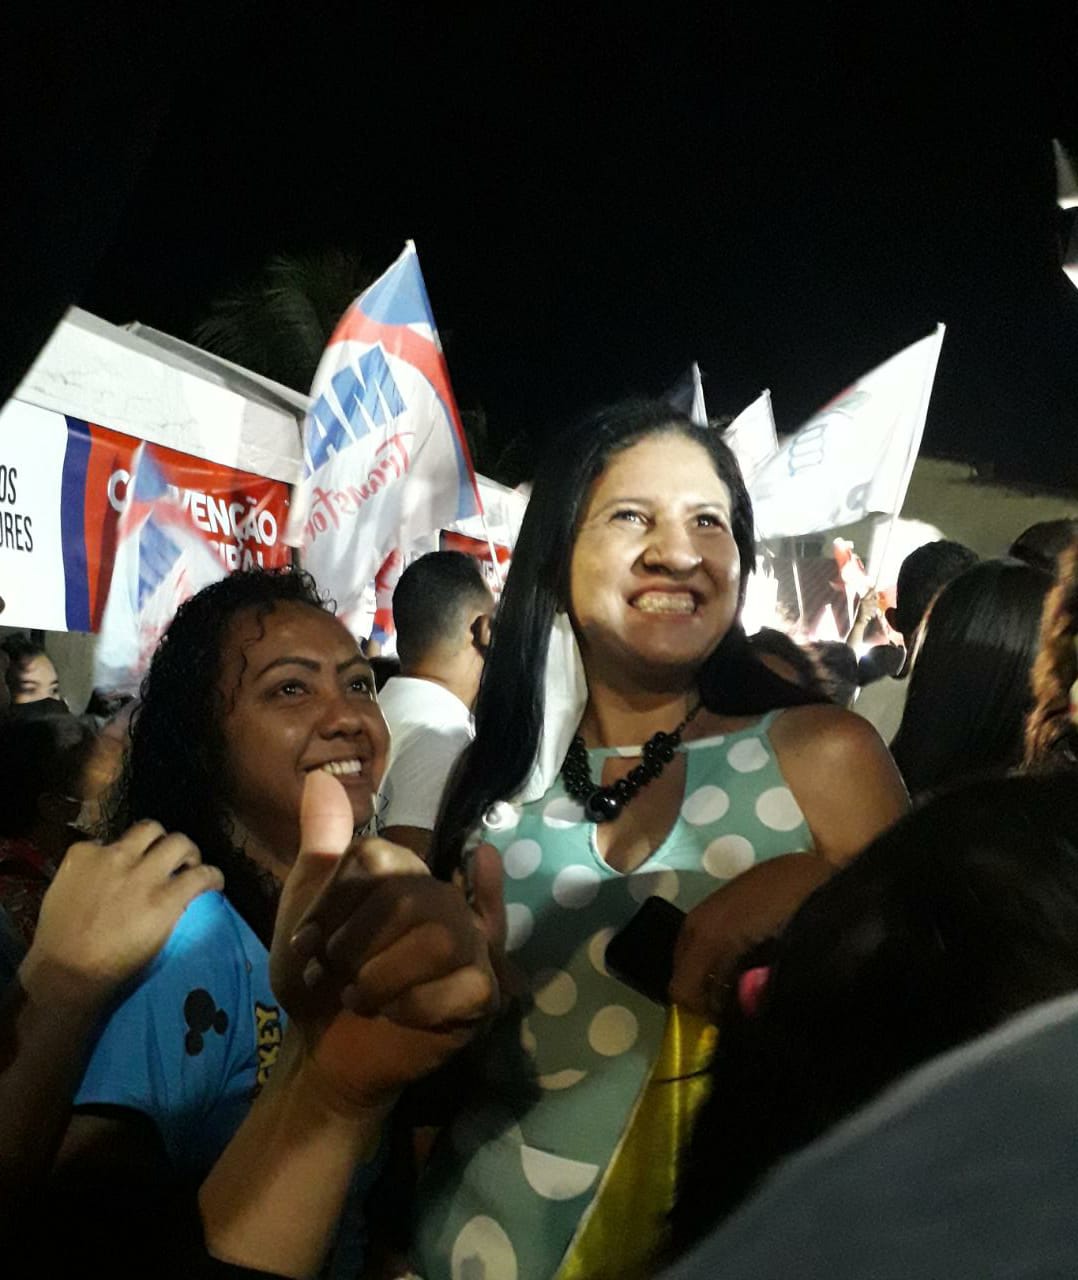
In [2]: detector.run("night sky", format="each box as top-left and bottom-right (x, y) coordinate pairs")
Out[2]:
(8, 2), (1078, 482)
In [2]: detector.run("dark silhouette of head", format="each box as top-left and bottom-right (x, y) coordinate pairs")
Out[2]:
(890, 558), (1050, 796)
(0, 714), (97, 849)
(1009, 518), (1078, 576)
(392, 551), (494, 672)
(671, 772), (1078, 1255)
(887, 539), (978, 642)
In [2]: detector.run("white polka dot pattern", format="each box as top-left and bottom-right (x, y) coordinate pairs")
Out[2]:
(520, 1145), (599, 1200)
(533, 969), (578, 1016)
(505, 902), (534, 952)
(537, 1068), (587, 1091)
(755, 785), (804, 831)
(520, 1018), (537, 1054)
(503, 839), (542, 880)
(587, 927), (616, 976)
(627, 868), (680, 903)
(726, 737), (770, 772)
(451, 1216), (518, 1280)
(702, 834), (756, 879)
(588, 1005), (639, 1056)
(543, 796), (586, 829)
(552, 863), (601, 909)
(419, 721), (814, 1280)
(681, 785), (731, 825)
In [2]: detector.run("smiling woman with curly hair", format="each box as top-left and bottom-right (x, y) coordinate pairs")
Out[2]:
(45, 567), (391, 1270)
(107, 567), (369, 942)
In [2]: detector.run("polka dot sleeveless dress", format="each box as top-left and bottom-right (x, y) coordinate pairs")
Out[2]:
(413, 712), (810, 1280)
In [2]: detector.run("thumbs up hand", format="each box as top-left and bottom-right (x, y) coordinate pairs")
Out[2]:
(269, 772), (499, 1112)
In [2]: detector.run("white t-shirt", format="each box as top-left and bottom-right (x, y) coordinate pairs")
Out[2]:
(852, 674), (908, 747)
(378, 676), (473, 830)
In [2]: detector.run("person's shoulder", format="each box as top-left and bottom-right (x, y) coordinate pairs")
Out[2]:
(768, 704), (908, 864)
(769, 703), (888, 761)
(158, 887), (243, 951)
(132, 890), (260, 995)
(384, 679), (471, 734)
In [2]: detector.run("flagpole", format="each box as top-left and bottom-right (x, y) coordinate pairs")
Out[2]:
(476, 501), (506, 588)
(790, 547), (806, 631)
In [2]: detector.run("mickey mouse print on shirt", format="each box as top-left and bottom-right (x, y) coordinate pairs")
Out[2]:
(183, 988), (229, 1056)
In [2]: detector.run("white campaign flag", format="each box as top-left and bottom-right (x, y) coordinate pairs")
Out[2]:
(723, 389), (779, 487)
(749, 325), (945, 540)
(285, 243), (481, 631)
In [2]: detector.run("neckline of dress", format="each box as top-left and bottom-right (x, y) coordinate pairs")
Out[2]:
(584, 713), (776, 760)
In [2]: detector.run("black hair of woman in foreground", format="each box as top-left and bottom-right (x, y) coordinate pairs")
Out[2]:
(671, 771), (1078, 1256)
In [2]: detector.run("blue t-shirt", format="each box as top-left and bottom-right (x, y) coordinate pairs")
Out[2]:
(74, 890), (282, 1178)
(73, 888), (381, 1277)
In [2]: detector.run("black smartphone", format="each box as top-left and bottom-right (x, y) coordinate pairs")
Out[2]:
(604, 896), (686, 1006)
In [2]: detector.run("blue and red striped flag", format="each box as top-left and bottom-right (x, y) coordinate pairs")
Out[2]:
(285, 242), (482, 632)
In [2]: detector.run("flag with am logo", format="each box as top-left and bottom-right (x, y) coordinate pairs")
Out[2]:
(285, 241), (482, 632)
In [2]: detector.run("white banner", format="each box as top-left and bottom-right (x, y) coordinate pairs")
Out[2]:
(750, 326), (945, 540)
(0, 402), (71, 629)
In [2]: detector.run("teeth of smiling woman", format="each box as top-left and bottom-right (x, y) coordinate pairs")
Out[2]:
(634, 592), (696, 614)
(320, 759), (363, 776)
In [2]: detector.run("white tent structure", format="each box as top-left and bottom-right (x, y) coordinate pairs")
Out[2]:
(16, 307), (306, 484)
(1, 307), (526, 705)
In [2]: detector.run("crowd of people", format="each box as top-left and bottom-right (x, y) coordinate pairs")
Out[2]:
(2, 399), (1078, 1277)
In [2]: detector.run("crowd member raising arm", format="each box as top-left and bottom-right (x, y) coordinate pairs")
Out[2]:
(0, 823), (221, 1230)
(200, 771), (499, 1278)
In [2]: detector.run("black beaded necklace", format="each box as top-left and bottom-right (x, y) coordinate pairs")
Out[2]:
(561, 701), (703, 823)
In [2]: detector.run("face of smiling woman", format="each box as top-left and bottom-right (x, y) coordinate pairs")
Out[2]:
(569, 433), (742, 692)
(217, 601), (389, 876)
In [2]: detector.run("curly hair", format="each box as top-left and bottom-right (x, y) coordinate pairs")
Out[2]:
(108, 567), (333, 942)
(1025, 539), (1078, 771)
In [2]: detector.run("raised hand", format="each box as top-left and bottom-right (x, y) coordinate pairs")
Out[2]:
(20, 822), (223, 1007)
(269, 772), (499, 1110)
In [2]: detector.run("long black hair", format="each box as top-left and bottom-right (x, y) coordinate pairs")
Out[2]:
(430, 398), (821, 879)
(670, 772), (1078, 1255)
(108, 567), (333, 942)
(890, 557), (1051, 796)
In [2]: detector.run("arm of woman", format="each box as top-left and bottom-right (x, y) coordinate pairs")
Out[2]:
(670, 708), (908, 1015)
(200, 773), (498, 1278)
(0, 825), (221, 1220)
(768, 703), (909, 865)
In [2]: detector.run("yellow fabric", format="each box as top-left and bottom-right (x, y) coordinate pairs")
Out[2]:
(554, 1006), (717, 1280)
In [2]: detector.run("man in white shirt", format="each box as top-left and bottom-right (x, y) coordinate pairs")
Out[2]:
(378, 552), (494, 860)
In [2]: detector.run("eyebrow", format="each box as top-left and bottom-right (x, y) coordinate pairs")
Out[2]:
(255, 654), (372, 679)
(593, 495), (731, 515)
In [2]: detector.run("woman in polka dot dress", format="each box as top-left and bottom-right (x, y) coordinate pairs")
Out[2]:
(416, 400), (909, 1280)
